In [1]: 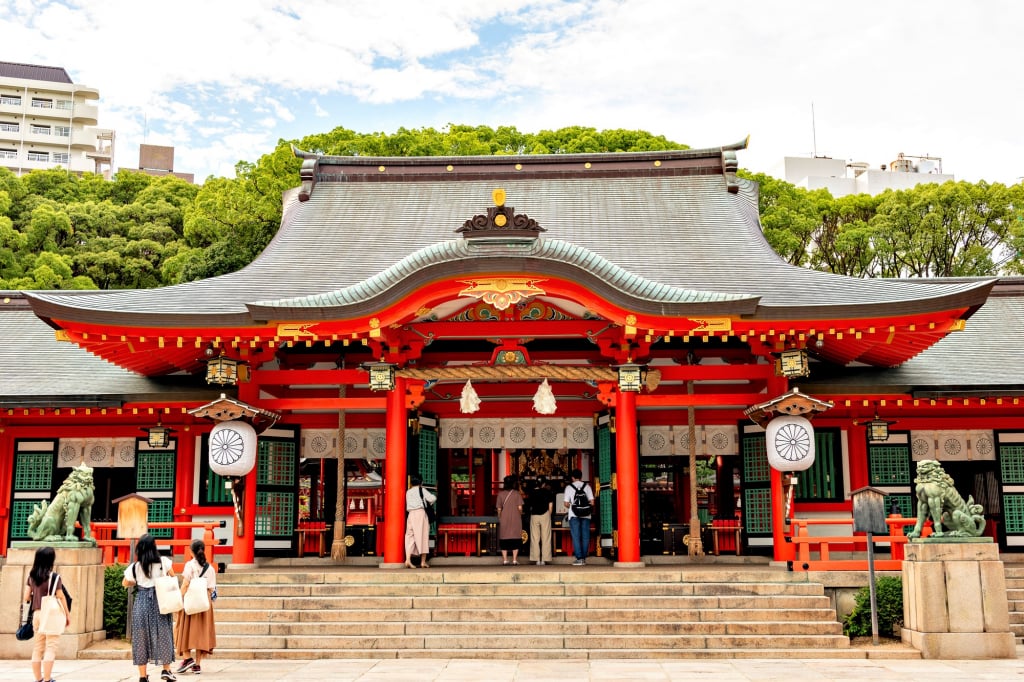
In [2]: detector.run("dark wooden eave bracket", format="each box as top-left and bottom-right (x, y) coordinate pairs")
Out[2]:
(188, 393), (281, 433)
(743, 387), (833, 428)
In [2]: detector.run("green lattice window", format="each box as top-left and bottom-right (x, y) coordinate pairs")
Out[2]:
(1004, 494), (1024, 534)
(744, 488), (772, 534)
(205, 469), (231, 505)
(10, 500), (38, 539)
(148, 499), (174, 538)
(887, 493), (913, 519)
(869, 445), (911, 485)
(794, 430), (843, 502)
(596, 423), (614, 537)
(1001, 446), (1024, 484)
(742, 438), (769, 483)
(137, 451), (175, 490)
(14, 453), (53, 491)
(418, 428), (437, 486)
(597, 428), (612, 475)
(258, 441), (295, 486)
(256, 491), (295, 536)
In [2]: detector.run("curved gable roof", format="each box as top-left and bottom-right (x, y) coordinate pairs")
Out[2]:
(26, 146), (992, 329)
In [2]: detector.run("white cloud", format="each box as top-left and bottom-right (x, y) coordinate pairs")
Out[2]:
(3, 0), (1022, 184)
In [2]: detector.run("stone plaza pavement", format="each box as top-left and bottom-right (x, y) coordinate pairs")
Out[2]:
(2, 655), (1024, 682)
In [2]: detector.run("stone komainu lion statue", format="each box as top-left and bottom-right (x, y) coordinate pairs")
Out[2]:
(27, 464), (97, 545)
(907, 459), (985, 538)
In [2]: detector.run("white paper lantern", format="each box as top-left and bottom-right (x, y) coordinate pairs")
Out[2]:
(209, 420), (258, 477)
(765, 415), (815, 471)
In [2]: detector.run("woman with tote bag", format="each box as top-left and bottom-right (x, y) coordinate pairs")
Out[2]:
(122, 534), (178, 682)
(174, 539), (217, 675)
(21, 546), (70, 682)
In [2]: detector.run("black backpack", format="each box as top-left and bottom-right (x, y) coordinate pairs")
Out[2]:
(570, 482), (592, 518)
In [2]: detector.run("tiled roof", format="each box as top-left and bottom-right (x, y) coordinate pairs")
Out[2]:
(26, 153), (992, 327)
(796, 281), (1024, 393)
(0, 304), (222, 403)
(0, 61), (73, 84)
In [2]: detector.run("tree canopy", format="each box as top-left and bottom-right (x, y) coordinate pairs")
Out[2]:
(0, 125), (1020, 290)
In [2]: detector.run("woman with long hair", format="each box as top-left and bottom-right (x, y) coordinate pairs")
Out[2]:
(404, 475), (436, 568)
(122, 533), (177, 682)
(174, 539), (217, 675)
(22, 546), (70, 682)
(496, 475), (524, 566)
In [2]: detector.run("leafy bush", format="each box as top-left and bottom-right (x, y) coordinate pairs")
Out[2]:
(103, 563), (129, 638)
(843, 575), (903, 637)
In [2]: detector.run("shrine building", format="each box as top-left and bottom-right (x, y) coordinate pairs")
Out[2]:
(2, 139), (1023, 567)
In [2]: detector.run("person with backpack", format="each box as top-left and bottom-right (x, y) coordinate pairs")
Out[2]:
(563, 469), (595, 566)
(174, 539), (218, 675)
(21, 546), (70, 682)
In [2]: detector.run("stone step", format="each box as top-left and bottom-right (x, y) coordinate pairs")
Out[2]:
(214, 580), (823, 598)
(212, 632), (852, 651)
(153, 566), (861, 659)
(213, 594), (830, 612)
(78, 646), (921, 661)
(214, 619), (842, 638)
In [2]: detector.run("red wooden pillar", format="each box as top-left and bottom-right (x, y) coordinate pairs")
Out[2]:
(383, 375), (408, 567)
(232, 383), (259, 564)
(767, 374), (795, 563)
(614, 389), (641, 565)
(847, 423), (870, 492)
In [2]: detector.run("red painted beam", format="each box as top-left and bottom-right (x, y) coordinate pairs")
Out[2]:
(251, 369), (368, 385)
(258, 398), (387, 411)
(636, 393), (767, 407)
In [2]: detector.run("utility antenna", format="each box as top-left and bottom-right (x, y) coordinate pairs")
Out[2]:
(811, 102), (818, 158)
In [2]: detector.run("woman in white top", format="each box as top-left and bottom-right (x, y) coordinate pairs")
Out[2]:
(122, 533), (177, 682)
(174, 539), (217, 675)
(404, 475), (436, 568)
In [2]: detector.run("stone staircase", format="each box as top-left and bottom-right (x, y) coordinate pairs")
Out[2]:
(83, 564), (918, 660)
(1006, 564), (1024, 643)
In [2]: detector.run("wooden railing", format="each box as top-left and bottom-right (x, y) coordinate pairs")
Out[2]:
(788, 515), (926, 572)
(90, 521), (226, 571)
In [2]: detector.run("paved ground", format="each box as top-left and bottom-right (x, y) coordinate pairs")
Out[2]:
(3, 655), (1024, 682)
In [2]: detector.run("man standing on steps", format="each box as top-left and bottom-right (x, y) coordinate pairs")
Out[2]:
(564, 469), (594, 566)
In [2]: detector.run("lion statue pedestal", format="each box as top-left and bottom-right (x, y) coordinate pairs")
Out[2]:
(0, 546), (107, 659)
(900, 460), (1015, 658)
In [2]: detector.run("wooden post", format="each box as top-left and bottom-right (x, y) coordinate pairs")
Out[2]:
(331, 385), (348, 561)
(614, 389), (641, 564)
(383, 376), (408, 566)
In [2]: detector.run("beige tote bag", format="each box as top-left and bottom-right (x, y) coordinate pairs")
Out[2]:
(154, 567), (183, 615)
(37, 574), (66, 636)
(183, 575), (209, 615)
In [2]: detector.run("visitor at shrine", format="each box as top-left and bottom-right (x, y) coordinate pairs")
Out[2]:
(528, 478), (555, 565)
(404, 476), (435, 568)
(564, 469), (595, 566)
(496, 475), (525, 565)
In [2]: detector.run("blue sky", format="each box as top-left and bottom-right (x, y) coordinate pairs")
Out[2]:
(5, 0), (1024, 185)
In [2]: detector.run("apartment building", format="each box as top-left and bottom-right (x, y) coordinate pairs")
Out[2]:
(0, 61), (114, 178)
(781, 152), (952, 197)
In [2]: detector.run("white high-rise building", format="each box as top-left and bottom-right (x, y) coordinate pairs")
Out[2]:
(782, 152), (953, 197)
(0, 61), (114, 178)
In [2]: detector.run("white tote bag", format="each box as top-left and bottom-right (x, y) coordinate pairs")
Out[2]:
(37, 574), (67, 636)
(183, 575), (210, 615)
(154, 572), (183, 615)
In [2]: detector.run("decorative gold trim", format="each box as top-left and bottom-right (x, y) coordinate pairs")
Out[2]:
(458, 277), (546, 311)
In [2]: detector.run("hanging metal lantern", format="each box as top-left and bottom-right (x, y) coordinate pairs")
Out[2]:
(765, 415), (816, 471)
(143, 423), (174, 449)
(209, 420), (258, 477)
(206, 353), (240, 385)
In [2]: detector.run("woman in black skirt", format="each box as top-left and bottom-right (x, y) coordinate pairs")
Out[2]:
(122, 533), (178, 682)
